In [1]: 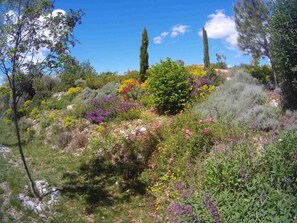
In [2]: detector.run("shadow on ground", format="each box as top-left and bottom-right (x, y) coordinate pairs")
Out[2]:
(61, 156), (146, 213)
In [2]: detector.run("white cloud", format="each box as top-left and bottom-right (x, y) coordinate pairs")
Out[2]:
(161, 32), (168, 37)
(200, 10), (238, 49)
(153, 32), (169, 44)
(153, 24), (189, 44)
(171, 24), (190, 37)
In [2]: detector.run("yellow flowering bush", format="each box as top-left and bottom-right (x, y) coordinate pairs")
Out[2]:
(62, 116), (77, 128)
(66, 86), (83, 96)
(118, 78), (143, 100)
(186, 65), (207, 78)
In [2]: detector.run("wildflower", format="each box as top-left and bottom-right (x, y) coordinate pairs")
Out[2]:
(204, 194), (222, 223)
(184, 129), (193, 139)
(150, 163), (156, 168)
(204, 128), (209, 134)
(205, 117), (214, 123)
(169, 157), (174, 163)
(198, 119), (203, 125)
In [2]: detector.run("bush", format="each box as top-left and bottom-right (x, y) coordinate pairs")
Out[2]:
(147, 58), (192, 114)
(32, 75), (60, 101)
(86, 96), (139, 124)
(176, 130), (297, 223)
(185, 65), (207, 78)
(66, 87), (83, 96)
(118, 78), (143, 100)
(194, 69), (279, 130)
(77, 82), (120, 103)
(247, 65), (273, 85)
(270, 0), (297, 108)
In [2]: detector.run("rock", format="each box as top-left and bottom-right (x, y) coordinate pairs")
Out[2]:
(67, 104), (75, 110)
(139, 127), (147, 132)
(0, 145), (11, 158)
(52, 92), (65, 100)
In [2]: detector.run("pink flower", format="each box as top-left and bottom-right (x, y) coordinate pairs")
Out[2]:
(150, 163), (156, 168)
(198, 119), (203, 125)
(204, 128), (209, 134)
(169, 158), (174, 163)
(184, 129), (193, 139)
(205, 117), (214, 123)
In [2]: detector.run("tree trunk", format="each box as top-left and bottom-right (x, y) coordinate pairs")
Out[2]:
(271, 62), (279, 89)
(11, 81), (41, 200)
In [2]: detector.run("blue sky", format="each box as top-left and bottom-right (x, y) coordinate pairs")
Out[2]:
(53, 0), (254, 74)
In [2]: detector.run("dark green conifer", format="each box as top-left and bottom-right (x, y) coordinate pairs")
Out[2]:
(203, 27), (210, 69)
(140, 27), (149, 82)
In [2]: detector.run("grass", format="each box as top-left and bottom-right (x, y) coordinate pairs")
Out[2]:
(0, 118), (151, 222)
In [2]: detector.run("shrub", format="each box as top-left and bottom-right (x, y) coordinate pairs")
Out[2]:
(177, 131), (297, 223)
(45, 94), (73, 110)
(66, 86), (83, 96)
(78, 82), (121, 103)
(56, 131), (73, 149)
(118, 78), (143, 100)
(185, 65), (207, 78)
(194, 69), (279, 130)
(147, 58), (192, 114)
(62, 116), (77, 128)
(86, 96), (139, 124)
(247, 65), (273, 85)
(32, 75), (60, 101)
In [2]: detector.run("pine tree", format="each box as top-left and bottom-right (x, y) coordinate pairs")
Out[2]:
(140, 27), (149, 82)
(203, 27), (210, 69)
(234, 0), (278, 87)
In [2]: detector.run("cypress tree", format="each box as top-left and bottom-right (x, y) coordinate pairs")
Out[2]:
(140, 27), (149, 82)
(203, 27), (210, 69)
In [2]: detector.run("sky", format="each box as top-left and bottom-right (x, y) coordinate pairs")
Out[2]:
(0, 0), (257, 84)
(53, 0), (254, 75)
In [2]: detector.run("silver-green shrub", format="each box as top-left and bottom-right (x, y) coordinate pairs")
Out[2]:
(194, 69), (279, 130)
(78, 82), (120, 102)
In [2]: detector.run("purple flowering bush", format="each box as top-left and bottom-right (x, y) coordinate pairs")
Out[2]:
(86, 96), (139, 123)
(174, 130), (297, 222)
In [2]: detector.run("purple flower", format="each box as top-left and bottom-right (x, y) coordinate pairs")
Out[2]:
(204, 194), (222, 223)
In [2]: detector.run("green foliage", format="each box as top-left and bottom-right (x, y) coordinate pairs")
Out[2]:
(78, 82), (121, 103)
(202, 28), (210, 68)
(59, 59), (96, 91)
(115, 108), (142, 121)
(118, 78), (143, 100)
(246, 65), (273, 84)
(0, 85), (11, 113)
(148, 58), (192, 114)
(234, 0), (270, 59)
(194, 69), (279, 130)
(44, 94), (73, 110)
(270, 0), (297, 108)
(32, 75), (60, 102)
(212, 53), (227, 69)
(62, 116), (77, 128)
(140, 27), (149, 82)
(182, 131), (297, 223)
(86, 72), (122, 90)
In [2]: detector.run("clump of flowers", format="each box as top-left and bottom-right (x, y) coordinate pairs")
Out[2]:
(66, 86), (83, 95)
(118, 78), (143, 100)
(86, 95), (139, 124)
(190, 76), (216, 99)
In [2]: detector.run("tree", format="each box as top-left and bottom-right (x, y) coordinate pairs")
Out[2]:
(269, 0), (297, 108)
(139, 27), (149, 82)
(0, 0), (83, 199)
(202, 27), (210, 69)
(148, 58), (191, 114)
(233, 0), (278, 87)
